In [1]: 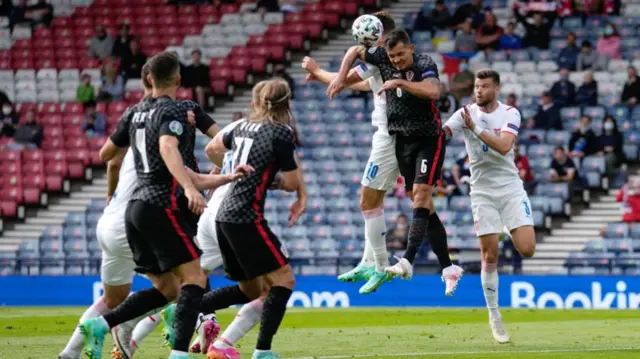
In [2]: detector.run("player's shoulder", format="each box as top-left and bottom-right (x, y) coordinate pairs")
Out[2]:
(497, 102), (521, 118)
(177, 99), (199, 111)
(221, 118), (245, 134)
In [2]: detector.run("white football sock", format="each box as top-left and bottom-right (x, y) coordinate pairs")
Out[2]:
(361, 231), (375, 267)
(216, 299), (263, 346)
(481, 261), (500, 320)
(170, 350), (189, 358)
(363, 207), (389, 272)
(61, 296), (110, 358)
(130, 312), (163, 350)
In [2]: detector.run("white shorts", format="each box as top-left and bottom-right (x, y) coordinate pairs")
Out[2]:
(471, 189), (534, 237)
(96, 212), (135, 286)
(360, 129), (400, 191)
(197, 189), (226, 271)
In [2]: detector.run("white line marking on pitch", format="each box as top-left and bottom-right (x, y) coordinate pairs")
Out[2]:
(293, 347), (640, 359)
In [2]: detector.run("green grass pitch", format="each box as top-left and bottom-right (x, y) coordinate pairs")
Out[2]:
(1, 307), (640, 358)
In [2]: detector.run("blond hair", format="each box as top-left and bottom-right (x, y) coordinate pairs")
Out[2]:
(251, 80), (269, 110)
(249, 78), (291, 126)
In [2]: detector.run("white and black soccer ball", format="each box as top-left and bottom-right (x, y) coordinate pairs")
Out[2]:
(351, 14), (384, 47)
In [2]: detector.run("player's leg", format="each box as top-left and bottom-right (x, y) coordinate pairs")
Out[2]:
(502, 193), (536, 259)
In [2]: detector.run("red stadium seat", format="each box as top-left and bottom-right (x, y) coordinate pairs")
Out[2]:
(46, 175), (63, 192)
(74, 16), (93, 28)
(67, 163), (85, 179)
(251, 57), (267, 73)
(0, 161), (21, 174)
(164, 35), (182, 47)
(1, 200), (18, 217)
(211, 66), (232, 83)
(40, 103), (62, 115)
(33, 39), (54, 49)
(177, 5), (197, 15)
(220, 4), (239, 14)
(126, 90), (144, 103)
(231, 46), (250, 58)
(54, 38), (75, 49)
(114, 7), (134, 16)
(107, 101), (128, 115)
(88, 136), (106, 150)
(2, 185), (23, 204)
(66, 149), (90, 166)
(63, 103), (84, 115)
(157, 15), (178, 27)
(40, 114), (63, 127)
(248, 35), (266, 46)
(136, 15), (156, 27)
(199, 5), (219, 15)
(44, 126), (63, 138)
(41, 138), (64, 150)
(2, 174), (21, 188)
(12, 48), (33, 60)
(79, 58), (100, 69)
(15, 103), (37, 115)
(53, 17), (72, 27)
(44, 150), (66, 162)
(23, 174), (45, 190)
(45, 160), (68, 177)
(0, 59), (11, 69)
(23, 150), (43, 162)
(22, 161), (44, 175)
(33, 49), (55, 59)
(199, 13), (220, 25)
(92, 6), (112, 17)
(94, 17), (115, 27)
(154, 5), (176, 16)
(0, 150), (20, 162)
(62, 115), (84, 129)
(23, 188), (41, 205)
(65, 137), (88, 150)
(176, 88), (193, 100)
(0, 50), (9, 60)
(57, 59), (79, 69)
(74, 7), (91, 16)
(211, 79), (229, 96)
(179, 23), (201, 37)
(55, 48), (77, 59)
(35, 59), (56, 70)
(13, 39), (31, 49)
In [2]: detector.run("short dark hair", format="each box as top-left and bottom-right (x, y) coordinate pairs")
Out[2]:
(475, 68), (500, 85)
(373, 11), (395, 35)
(83, 100), (96, 109)
(581, 114), (592, 123)
(147, 52), (180, 89)
(141, 62), (151, 89)
(582, 40), (592, 48)
(384, 29), (411, 49)
(555, 146), (565, 152)
(191, 49), (202, 56)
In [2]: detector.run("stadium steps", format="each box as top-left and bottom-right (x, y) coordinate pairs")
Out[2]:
(0, 178), (107, 253)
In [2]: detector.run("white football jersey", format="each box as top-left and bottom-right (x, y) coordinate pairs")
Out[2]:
(354, 62), (387, 129)
(206, 119), (244, 208)
(443, 102), (522, 196)
(104, 149), (137, 215)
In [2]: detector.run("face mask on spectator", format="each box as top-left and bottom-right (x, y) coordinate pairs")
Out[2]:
(460, 63), (469, 72)
(397, 223), (407, 230)
(2, 106), (11, 115)
(604, 26), (613, 36)
(604, 122), (614, 132)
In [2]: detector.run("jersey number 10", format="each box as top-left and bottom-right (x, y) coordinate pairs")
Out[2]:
(233, 137), (254, 167)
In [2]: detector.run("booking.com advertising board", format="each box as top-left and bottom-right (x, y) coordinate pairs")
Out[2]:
(0, 275), (639, 309)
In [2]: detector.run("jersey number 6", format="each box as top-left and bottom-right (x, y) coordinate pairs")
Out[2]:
(421, 159), (428, 173)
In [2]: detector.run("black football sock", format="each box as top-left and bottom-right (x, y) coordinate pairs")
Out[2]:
(403, 207), (431, 264)
(103, 287), (168, 328)
(256, 286), (292, 351)
(205, 277), (211, 292)
(427, 212), (453, 269)
(200, 285), (251, 314)
(173, 284), (206, 352)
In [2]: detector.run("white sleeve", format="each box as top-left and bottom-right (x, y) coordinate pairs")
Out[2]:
(443, 108), (464, 138)
(354, 62), (379, 81)
(500, 108), (521, 136)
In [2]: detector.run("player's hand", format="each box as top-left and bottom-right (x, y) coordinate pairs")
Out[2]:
(376, 80), (404, 95)
(229, 164), (254, 180)
(301, 56), (318, 73)
(186, 110), (196, 126)
(327, 75), (346, 99)
(185, 186), (206, 215)
(462, 105), (474, 131)
(305, 73), (317, 83)
(288, 194), (307, 227)
(106, 195), (113, 205)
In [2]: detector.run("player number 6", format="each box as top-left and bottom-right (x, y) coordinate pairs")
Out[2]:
(421, 159), (428, 173)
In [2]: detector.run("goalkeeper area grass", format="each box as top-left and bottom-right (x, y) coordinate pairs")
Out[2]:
(1, 307), (639, 359)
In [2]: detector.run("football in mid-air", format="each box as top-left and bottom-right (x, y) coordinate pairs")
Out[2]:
(351, 15), (384, 47)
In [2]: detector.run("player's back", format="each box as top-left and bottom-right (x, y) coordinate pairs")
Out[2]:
(216, 119), (295, 223)
(205, 119), (244, 208)
(129, 96), (192, 208)
(463, 102), (521, 193)
(104, 149), (137, 215)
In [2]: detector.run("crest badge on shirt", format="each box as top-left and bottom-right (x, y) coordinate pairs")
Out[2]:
(406, 71), (414, 81)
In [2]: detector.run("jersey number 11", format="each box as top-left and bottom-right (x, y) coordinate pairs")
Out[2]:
(233, 137), (254, 166)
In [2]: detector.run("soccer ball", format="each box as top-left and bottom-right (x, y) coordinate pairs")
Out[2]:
(351, 15), (384, 47)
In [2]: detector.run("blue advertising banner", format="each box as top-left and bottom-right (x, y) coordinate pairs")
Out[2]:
(1, 275), (639, 309)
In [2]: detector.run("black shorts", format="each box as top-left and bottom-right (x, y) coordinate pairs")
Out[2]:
(215, 220), (289, 281)
(395, 133), (446, 191)
(125, 200), (201, 275)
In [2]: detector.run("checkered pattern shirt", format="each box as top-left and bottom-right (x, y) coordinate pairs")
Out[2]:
(216, 119), (298, 223)
(176, 100), (216, 172)
(110, 96), (196, 208)
(364, 47), (443, 137)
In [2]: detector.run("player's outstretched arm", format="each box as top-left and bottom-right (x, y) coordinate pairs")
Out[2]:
(302, 56), (370, 91)
(185, 165), (254, 191)
(205, 131), (227, 166)
(327, 45), (367, 98)
(106, 149), (126, 204)
(462, 106), (517, 155)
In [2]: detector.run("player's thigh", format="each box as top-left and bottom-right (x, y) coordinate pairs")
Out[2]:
(141, 205), (203, 274)
(395, 135), (417, 191)
(216, 221), (249, 282)
(500, 193), (536, 257)
(478, 233), (500, 263)
(98, 216), (135, 287)
(125, 201), (163, 275)
(197, 214), (223, 272)
(361, 131), (400, 194)
(221, 221), (289, 281)
(471, 194), (504, 238)
(412, 134), (446, 187)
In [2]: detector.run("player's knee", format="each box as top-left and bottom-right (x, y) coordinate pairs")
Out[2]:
(519, 241), (536, 258)
(153, 276), (180, 301)
(181, 270), (208, 288)
(102, 288), (129, 309)
(412, 186), (432, 207)
(481, 250), (499, 264)
(269, 265), (295, 290)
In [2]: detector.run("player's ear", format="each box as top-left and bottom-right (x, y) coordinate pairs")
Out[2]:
(409, 43), (415, 53)
(146, 74), (153, 88)
(250, 102), (255, 109)
(175, 74), (181, 87)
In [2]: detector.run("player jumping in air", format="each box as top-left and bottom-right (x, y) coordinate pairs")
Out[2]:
(301, 11), (399, 294)
(325, 29), (463, 295)
(442, 69), (536, 343)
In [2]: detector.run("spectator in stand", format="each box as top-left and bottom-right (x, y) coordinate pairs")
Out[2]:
(184, 49), (211, 110)
(26, 0), (53, 28)
(557, 32), (579, 71)
(452, 154), (472, 194)
(450, 58), (474, 102)
(514, 142), (536, 194)
(0, 103), (19, 138)
(256, 0), (279, 14)
(76, 74), (96, 104)
(9, 108), (43, 150)
(450, 0), (484, 29)
(97, 58), (124, 102)
(549, 146), (577, 183)
(514, 6), (556, 50)
(596, 22), (621, 61)
(414, 0), (451, 34)
(280, 0), (299, 13)
(577, 40), (598, 71)
(476, 11), (503, 51)
(82, 100), (107, 137)
(621, 66), (640, 108)
(505, 93), (518, 109)
(499, 22), (522, 51)
(9, 0), (29, 29)
(437, 82), (457, 118)
(119, 39), (147, 80)
(386, 214), (408, 250)
(112, 23), (135, 59)
(616, 178), (640, 223)
(435, 166), (461, 200)
(0, 89), (10, 109)
(601, 0), (622, 16)
(576, 71), (598, 106)
(454, 18), (477, 53)
(89, 24), (115, 60)
(569, 115), (599, 159)
(550, 67), (576, 107)
(0, 0), (12, 17)
(528, 91), (562, 130)
(598, 115), (624, 176)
